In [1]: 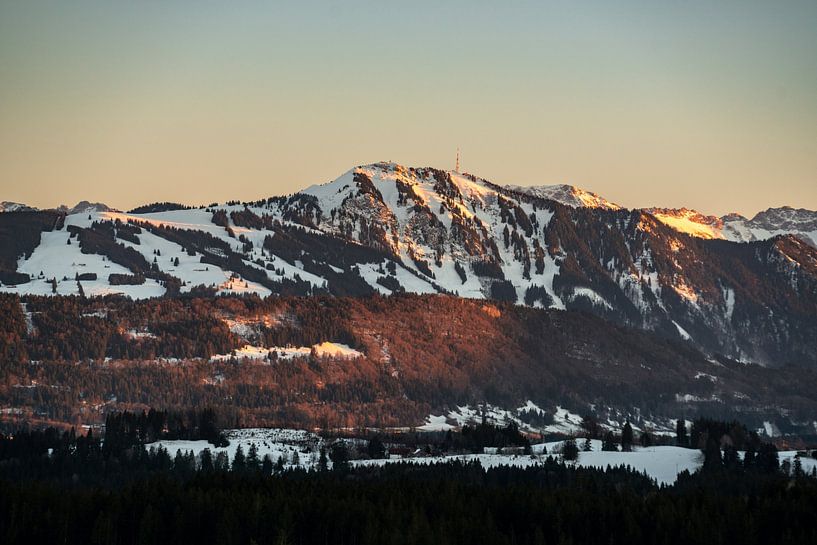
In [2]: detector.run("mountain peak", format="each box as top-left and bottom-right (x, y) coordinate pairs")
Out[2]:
(0, 201), (35, 213)
(57, 201), (114, 215)
(315, 162), (622, 211)
(2, 160), (816, 369)
(504, 183), (621, 210)
(750, 206), (817, 231)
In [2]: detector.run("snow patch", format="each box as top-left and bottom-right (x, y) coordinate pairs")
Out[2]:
(211, 342), (362, 362)
(417, 415), (455, 432)
(672, 321), (692, 341)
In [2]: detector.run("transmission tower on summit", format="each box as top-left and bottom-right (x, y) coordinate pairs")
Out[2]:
(455, 147), (460, 173)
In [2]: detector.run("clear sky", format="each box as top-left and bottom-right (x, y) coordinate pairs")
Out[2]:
(1, 1), (815, 216)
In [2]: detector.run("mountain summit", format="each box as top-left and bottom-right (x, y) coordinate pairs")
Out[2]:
(505, 183), (621, 210)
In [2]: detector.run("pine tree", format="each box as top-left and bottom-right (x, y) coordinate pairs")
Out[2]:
(261, 454), (273, 475)
(756, 443), (779, 474)
(247, 443), (260, 471)
(602, 432), (618, 452)
(232, 445), (246, 472)
(676, 419), (688, 448)
(621, 420), (634, 452)
(781, 458), (792, 476)
(581, 415), (600, 439)
(723, 444), (740, 469)
(743, 445), (756, 470)
(793, 455), (804, 478)
(582, 437), (592, 452)
(562, 438), (579, 461)
(367, 436), (386, 459)
(200, 448), (214, 473)
(214, 451), (230, 472)
(701, 434), (723, 471)
(330, 442), (350, 471)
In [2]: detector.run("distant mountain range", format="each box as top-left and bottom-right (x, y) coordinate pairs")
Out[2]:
(2, 162), (816, 368)
(1, 200), (113, 215)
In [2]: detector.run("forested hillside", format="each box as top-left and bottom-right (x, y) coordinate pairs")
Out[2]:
(2, 293), (816, 436)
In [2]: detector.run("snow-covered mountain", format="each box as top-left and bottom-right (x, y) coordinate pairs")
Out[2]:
(1, 162), (816, 367)
(0, 201), (34, 213)
(0, 201), (114, 215)
(505, 183), (621, 210)
(56, 200), (113, 215)
(648, 206), (817, 248)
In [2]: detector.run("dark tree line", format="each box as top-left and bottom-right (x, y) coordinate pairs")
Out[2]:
(1, 430), (816, 545)
(454, 421), (531, 453)
(103, 408), (228, 457)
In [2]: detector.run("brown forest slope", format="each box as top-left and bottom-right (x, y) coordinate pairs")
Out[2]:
(1, 293), (815, 432)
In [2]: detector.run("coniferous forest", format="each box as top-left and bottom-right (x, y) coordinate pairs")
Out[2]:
(1, 419), (816, 545)
(3, 293), (817, 437)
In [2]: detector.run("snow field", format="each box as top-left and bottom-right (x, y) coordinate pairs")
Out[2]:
(148, 428), (816, 487)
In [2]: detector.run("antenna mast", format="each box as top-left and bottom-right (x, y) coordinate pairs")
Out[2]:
(456, 147), (460, 173)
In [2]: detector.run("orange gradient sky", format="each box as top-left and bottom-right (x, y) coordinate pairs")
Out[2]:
(1, 1), (815, 217)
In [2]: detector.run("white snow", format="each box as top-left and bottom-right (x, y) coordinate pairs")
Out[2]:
(442, 403), (584, 436)
(357, 440), (701, 486)
(148, 427), (816, 487)
(569, 287), (613, 310)
(211, 345), (275, 362)
(211, 342), (362, 362)
(675, 393), (720, 403)
(150, 428), (321, 468)
(6, 229), (165, 299)
(723, 287), (735, 320)
(417, 415), (455, 432)
(672, 320), (692, 341)
(125, 329), (157, 339)
(506, 184), (621, 210)
(312, 342), (363, 359)
(558, 441), (702, 486)
(651, 210), (722, 239)
(761, 421), (781, 438)
(20, 302), (35, 335)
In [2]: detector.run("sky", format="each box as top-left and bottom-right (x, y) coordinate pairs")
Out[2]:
(1, 1), (815, 217)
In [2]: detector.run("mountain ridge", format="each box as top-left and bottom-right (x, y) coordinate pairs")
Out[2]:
(1, 162), (816, 368)
(5, 166), (815, 240)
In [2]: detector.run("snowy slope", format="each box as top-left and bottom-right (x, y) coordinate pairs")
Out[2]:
(12, 228), (165, 298)
(4, 162), (813, 302)
(506, 183), (621, 210)
(648, 206), (817, 247)
(149, 428), (817, 487)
